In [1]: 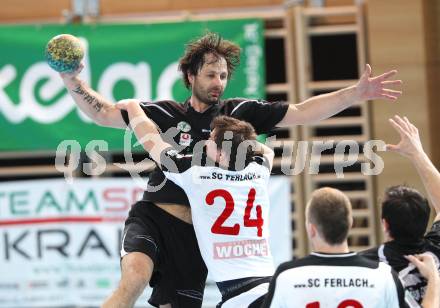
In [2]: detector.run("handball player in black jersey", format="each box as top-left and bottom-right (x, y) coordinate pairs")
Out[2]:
(59, 32), (402, 307)
(360, 116), (440, 306)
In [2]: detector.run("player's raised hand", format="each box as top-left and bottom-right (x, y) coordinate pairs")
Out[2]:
(386, 115), (424, 158)
(405, 254), (439, 280)
(355, 64), (402, 101)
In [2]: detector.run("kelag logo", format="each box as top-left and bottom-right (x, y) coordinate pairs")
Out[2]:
(0, 39), (180, 125)
(0, 20), (264, 152)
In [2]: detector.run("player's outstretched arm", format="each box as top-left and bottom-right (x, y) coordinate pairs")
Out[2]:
(60, 62), (127, 129)
(387, 115), (440, 222)
(277, 64), (402, 126)
(115, 100), (172, 165)
(405, 254), (440, 308)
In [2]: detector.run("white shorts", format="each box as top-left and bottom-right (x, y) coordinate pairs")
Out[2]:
(221, 282), (269, 308)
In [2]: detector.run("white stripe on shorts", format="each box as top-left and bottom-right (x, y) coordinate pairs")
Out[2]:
(221, 282), (269, 308)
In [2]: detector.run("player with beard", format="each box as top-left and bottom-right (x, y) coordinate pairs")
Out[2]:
(112, 109), (277, 307)
(59, 32), (402, 307)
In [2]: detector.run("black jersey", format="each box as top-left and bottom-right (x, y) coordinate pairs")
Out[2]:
(360, 221), (440, 304)
(262, 252), (412, 308)
(120, 98), (288, 206)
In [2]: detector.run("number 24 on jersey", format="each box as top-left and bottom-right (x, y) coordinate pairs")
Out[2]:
(205, 188), (264, 237)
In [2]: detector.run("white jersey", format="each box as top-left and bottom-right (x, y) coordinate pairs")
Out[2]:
(162, 150), (275, 282)
(263, 252), (414, 308)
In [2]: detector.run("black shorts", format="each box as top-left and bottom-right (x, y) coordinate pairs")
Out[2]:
(216, 277), (270, 308)
(121, 201), (207, 307)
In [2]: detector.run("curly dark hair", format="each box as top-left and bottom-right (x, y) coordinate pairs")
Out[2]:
(178, 32), (241, 89)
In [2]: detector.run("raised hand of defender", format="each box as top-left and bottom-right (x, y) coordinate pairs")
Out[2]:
(405, 254), (439, 280)
(355, 64), (402, 101)
(387, 115), (424, 158)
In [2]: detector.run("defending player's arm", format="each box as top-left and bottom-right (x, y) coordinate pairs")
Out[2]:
(60, 63), (127, 128)
(277, 65), (402, 126)
(406, 254), (440, 308)
(115, 100), (172, 166)
(387, 115), (440, 222)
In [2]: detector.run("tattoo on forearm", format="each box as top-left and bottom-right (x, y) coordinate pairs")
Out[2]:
(72, 85), (104, 113)
(93, 102), (104, 112)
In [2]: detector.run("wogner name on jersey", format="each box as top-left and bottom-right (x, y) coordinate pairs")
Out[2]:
(305, 278), (371, 288)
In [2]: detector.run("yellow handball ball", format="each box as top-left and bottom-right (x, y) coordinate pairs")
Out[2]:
(45, 34), (84, 73)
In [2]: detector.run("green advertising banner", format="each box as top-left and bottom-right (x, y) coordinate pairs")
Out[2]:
(0, 19), (264, 152)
